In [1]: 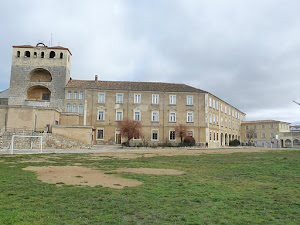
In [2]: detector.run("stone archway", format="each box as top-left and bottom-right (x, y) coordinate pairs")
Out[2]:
(27, 85), (51, 101)
(285, 139), (292, 148)
(221, 133), (224, 146)
(293, 139), (300, 147)
(29, 68), (52, 82)
(225, 133), (228, 145)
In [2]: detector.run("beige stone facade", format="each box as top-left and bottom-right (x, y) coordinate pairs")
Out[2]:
(241, 120), (291, 148)
(0, 43), (246, 147)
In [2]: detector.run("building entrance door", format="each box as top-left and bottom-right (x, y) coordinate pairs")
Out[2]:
(115, 131), (121, 144)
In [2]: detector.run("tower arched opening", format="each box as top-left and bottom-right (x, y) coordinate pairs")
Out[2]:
(27, 85), (51, 101)
(29, 68), (52, 82)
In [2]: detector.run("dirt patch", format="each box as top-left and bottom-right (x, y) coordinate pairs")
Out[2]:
(23, 166), (142, 189)
(114, 168), (184, 175)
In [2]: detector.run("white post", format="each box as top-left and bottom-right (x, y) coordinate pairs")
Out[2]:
(40, 136), (43, 153)
(10, 135), (14, 154)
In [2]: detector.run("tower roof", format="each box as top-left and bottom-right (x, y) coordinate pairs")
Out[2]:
(13, 43), (72, 55)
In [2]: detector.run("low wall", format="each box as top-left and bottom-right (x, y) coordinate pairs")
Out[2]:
(52, 125), (93, 145)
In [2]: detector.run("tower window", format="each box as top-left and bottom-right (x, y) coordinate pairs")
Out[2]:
(49, 51), (56, 58)
(41, 52), (44, 58)
(60, 52), (63, 59)
(34, 52), (37, 58)
(25, 51), (30, 58)
(17, 51), (20, 57)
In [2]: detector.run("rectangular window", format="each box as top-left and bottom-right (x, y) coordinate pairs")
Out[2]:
(187, 112), (194, 122)
(152, 111), (159, 122)
(261, 133), (266, 138)
(152, 94), (159, 104)
(187, 96), (193, 105)
(98, 111), (105, 121)
(134, 94), (141, 104)
(225, 106), (227, 114)
(97, 129), (104, 140)
(209, 98), (212, 107)
(169, 112), (176, 122)
(261, 125), (265, 129)
(210, 132), (212, 140)
(169, 131), (175, 140)
(213, 115), (215, 124)
(187, 131), (193, 137)
(152, 130), (158, 141)
(213, 100), (215, 109)
(116, 111), (123, 121)
(216, 101), (219, 110)
(78, 104), (83, 114)
(270, 124), (274, 129)
(79, 91), (84, 99)
(246, 133), (249, 138)
(225, 119), (227, 128)
(98, 93), (105, 103)
(253, 133), (257, 138)
(229, 108), (231, 116)
(169, 95), (176, 105)
(216, 116), (219, 125)
(254, 125), (257, 130)
(210, 114), (212, 123)
(221, 117), (223, 126)
(116, 93), (123, 103)
(134, 111), (141, 121)
(246, 125), (249, 130)
(67, 91), (72, 99)
(42, 94), (50, 100)
(270, 133), (275, 138)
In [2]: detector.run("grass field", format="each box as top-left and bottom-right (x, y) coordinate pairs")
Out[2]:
(0, 150), (299, 224)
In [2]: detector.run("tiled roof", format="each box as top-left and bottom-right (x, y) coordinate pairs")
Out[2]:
(66, 80), (207, 93)
(242, 120), (290, 124)
(13, 44), (72, 55)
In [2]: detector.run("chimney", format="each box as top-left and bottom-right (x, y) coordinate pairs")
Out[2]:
(95, 74), (98, 81)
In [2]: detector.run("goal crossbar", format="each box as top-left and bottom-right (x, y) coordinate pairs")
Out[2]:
(10, 135), (43, 154)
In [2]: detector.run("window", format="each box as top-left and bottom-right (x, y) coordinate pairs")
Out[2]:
(169, 95), (176, 105)
(235, 111), (237, 118)
(34, 52), (37, 58)
(97, 129), (104, 140)
(270, 133), (275, 138)
(229, 120), (231, 129)
(116, 111), (123, 121)
(66, 103), (71, 112)
(73, 91), (78, 99)
(221, 103), (223, 112)
(210, 132), (212, 140)
(187, 112), (194, 122)
(98, 111), (105, 121)
(213, 115), (215, 124)
(152, 94), (159, 104)
(261, 133), (266, 138)
(213, 100), (215, 109)
(253, 133), (257, 138)
(42, 94), (50, 100)
(134, 111), (141, 121)
(261, 125), (265, 129)
(187, 96), (193, 105)
(229, 108), (231, 116)
(116, 93), (123, 103)
(79, 104), (83, 114)
(270, 124), (274, 129)
(233, 121), (235, 129)
(225, 119), (227, 128)
(152, 111), (159, 122)
(60, 52), (63, 59)
(246, 134), (250, 138)
(72, 104), (77, 113)
(225, 106), (227, 114)
(169, 112), (176, 122)
(217, 133), (219, 141)
(134, 94), (141, 104)
(17, 51), (20, 57)
(152, 130), (158, 141)
(79, 91), (84, 99)
(187, 131), (193, 137)
(25, 51), (30, 58)
(210, 114), (212, 123)
(246, 125), (249, 130)
(49, 51), (55, 58)
(67, 91), (72, 99)
(41, 52), (44, 58)
(214, 132), (216, 141)
(221, 117), (223, 126)
(254, 125), (257, 130)
(216, 116), (219, 125)
(169, 131), (175, 140)
(216, 101), (219, 110)
(209, 98), (212, 107)
(98, 93), (105, 103)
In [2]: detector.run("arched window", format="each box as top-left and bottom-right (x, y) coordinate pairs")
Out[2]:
(72, 104), (78, 113)
(60, 52), (63, 59)
(41, 52), (44, 58)
(67, 91), (72, 99)
(66, 103), (71, 112)
(34, 52), (37, 58)
(79, 104), (83, 114)
(73, 91), (78, 99)
(17, 51), (20, 57)
(79, 91), (84, 99)
(25, 51), (30, 57)
(49, 51), (56, 58)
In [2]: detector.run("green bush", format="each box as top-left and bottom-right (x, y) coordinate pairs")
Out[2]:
(229, 139), (240, 146)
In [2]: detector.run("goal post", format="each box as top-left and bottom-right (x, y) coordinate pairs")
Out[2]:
(10, 135), (43, 154)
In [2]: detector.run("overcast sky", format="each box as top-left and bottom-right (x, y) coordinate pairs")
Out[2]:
(0, 0), (299, 124)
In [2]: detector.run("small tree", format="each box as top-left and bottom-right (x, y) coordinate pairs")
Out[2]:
(117, 119), (142, 146)
(247, 128), (255, 143)
(175, 124), (188, 145)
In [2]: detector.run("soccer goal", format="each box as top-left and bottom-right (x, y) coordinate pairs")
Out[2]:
(10, 135), (43, 154)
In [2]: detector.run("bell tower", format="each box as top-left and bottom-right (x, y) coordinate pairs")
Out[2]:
(8, 43), (71, 110)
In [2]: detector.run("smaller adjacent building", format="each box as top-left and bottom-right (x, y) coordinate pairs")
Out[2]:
(241, 120), (290, 148)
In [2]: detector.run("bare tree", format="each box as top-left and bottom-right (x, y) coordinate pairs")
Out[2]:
(175, 124), (188, 145)
(117, 119), (142, 146)
(247, 128), (256, 143)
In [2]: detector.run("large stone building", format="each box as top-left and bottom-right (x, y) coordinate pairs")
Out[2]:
(0, 43), (246, 147)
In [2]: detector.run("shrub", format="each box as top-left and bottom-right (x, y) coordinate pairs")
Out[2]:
(183, 136), (196, 146)
(229, 139), (240, 146)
